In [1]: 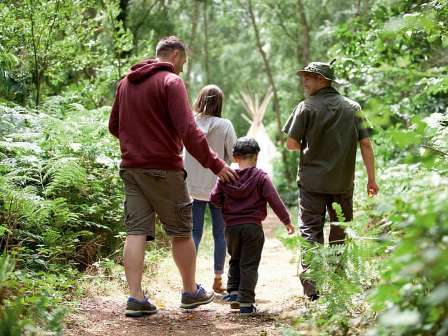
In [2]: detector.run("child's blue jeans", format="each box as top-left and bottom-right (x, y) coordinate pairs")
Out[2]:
(192, 199), (226, 274)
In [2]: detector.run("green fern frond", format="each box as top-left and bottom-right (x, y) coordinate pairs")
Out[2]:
(44, 157), (88, 197)
(332, 202), (346, 222)
(46, 197), (80, 227)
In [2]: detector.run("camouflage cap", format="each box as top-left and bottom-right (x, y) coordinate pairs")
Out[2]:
(297, 59), (337, 81)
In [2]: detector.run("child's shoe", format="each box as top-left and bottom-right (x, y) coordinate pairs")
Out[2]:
(125, 296), (157, 317)
(180, 284), (215, 309)
(223, 291), (239, 309)
(239, 303), (257, 315)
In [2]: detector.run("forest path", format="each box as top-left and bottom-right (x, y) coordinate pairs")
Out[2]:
(64, 211), (304, 336)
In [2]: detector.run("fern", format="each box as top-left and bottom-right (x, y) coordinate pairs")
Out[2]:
(44, 157), (88, 197)
(46, 197), (79, 227)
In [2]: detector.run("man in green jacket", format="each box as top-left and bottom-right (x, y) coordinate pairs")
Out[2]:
(283, 61), (379, 300)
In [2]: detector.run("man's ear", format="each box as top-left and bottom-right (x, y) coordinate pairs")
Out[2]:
(173, 49), (182, 60)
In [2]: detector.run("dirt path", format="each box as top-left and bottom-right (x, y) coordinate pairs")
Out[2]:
(64, 212), (303, 336)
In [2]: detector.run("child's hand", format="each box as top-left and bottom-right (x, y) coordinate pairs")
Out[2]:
(285, 223), (295, 235)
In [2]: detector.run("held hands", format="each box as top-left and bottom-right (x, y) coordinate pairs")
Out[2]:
(367, 180), (379, 197)
(285, 223), (295, 235)
(217, 164), (238, 183)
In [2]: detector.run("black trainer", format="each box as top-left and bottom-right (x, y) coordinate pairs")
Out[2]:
(239, 304), (257, 315)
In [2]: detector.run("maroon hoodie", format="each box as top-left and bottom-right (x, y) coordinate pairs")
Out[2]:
(210, 167), (291, 227)
(108, 59), (224, 174)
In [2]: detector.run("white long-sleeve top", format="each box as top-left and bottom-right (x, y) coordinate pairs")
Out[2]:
(184, 115), (237, 201)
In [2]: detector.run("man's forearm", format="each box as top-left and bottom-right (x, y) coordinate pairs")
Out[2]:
(360, 141), (376, 182)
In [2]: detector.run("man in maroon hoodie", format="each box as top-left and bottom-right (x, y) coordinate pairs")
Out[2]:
(210, 137), (295, 314)
(109, 36), (236, 316)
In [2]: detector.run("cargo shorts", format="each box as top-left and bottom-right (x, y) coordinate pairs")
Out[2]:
(119, 168), (193, 241)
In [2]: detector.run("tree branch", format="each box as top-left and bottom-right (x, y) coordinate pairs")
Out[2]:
(43, 0), (60, 57)
(131, 0), (159, 51)
(297, 0), (310, 66)
(268, 2), (295, 41)
(246, 0), (293, 182)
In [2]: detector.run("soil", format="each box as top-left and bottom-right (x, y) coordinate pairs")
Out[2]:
(64, 211), (305, 336)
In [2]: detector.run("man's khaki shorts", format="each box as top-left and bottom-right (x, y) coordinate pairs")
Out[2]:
(119, 168), (193, 241)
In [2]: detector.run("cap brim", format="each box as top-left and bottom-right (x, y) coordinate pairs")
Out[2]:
(296, 70), (342, 84)
(296, 70), (335, 82)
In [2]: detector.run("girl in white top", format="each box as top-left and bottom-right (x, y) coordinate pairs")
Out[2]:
(184, 84), (237, 293)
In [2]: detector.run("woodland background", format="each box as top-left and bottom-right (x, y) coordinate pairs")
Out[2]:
(0, 0), (447, 335)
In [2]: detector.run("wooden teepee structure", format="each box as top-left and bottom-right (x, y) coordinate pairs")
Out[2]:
(240, 87), (279, 178)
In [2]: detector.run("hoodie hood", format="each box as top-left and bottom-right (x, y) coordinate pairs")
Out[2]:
(127, 59), (175, 83)
(221, 167), (265, 199)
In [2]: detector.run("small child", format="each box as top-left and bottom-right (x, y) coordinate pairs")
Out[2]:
(210, 137), (295, 314)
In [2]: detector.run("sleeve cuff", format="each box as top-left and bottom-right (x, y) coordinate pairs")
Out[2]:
(210, 158), (225, 175)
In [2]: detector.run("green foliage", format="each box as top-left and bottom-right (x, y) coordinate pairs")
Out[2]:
(0, 99), (125, 331)
(0, 0), (136, 107)
(0, 0), (446, 334)
(282, 201), (384, 332)
(0, 101), (124, 266)
(369, 164), (448, 335)
(279, 1), (448, 332)
(0, 253), (66, 335)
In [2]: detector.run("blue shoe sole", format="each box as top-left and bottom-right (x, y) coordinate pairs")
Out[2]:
(125, 309), (158, 317)
(180, 293), (215, 309)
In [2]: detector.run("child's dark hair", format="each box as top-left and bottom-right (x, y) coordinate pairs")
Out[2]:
(233, 137), (260, 158)
(193, 84), (223, 118)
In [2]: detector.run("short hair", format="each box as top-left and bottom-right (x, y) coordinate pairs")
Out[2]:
(193, 84), (224, 118)
(155, 36), (187, 57)
(233, 137), (260, 158)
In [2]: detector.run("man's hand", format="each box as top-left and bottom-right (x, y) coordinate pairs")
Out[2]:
(367, 180), (379, 197)
(286, 137), (300, 151)
(217, 164), (238, 183)
(285, 223), (295, 235)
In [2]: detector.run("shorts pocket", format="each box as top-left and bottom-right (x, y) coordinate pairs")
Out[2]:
(175, 201), (193, 228)
(143, 169), (167, 178)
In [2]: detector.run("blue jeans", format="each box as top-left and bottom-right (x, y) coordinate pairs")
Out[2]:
(192, 199), (226, 274)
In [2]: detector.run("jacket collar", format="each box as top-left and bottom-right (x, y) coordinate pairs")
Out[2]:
(313, 86), (339, 96)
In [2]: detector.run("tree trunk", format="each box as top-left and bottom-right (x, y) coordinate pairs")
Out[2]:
(131, 0), (159, 53)
(203, 0), (210, 84)
(29, 5), (41, 107)
(247, 0), (293, 183)
(118, 0), (130, 27)
(186, 0), (200, 91)
(297, 0), (310, 66)
(356, 0), (362, 16)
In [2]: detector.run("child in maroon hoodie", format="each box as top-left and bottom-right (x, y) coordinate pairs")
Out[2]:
(210, 137), (295, 314)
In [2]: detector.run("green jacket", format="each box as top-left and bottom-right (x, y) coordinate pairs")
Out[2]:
(283, 86), (369, 193)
